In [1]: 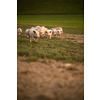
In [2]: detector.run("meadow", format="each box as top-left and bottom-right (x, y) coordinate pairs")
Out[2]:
(17, 15), (84, 28)
(17, 15), (84, 34)
(17, 35), (84, 62)
(17, 14), (84, 62)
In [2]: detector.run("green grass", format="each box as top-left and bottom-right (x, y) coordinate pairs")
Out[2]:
(17, 35), (84, 62)
(17, 15), (84, 34)
(17, 0), (84, 15)
(17, 15), (84, 28)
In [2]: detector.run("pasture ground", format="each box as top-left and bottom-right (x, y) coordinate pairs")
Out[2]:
(17, 24), (84, 100)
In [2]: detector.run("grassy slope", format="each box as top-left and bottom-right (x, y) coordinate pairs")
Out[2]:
(17, 35), (84, 62)
(17, 0), (84, 14)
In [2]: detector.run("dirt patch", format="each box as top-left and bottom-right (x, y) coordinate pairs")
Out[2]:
(17, 57), (84, 100)
(60, 33), (84, 43)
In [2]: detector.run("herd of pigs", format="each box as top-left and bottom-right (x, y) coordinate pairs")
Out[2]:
(17, 26), (63, 42)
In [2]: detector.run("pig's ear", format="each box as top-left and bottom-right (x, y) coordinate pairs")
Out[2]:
(33, 31), (36, 34)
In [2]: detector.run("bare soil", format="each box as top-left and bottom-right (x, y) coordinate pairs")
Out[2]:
(17, 57), (84, 100)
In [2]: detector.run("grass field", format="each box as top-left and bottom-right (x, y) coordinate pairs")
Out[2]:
(17, 14), (84, 62)
(17, 0), (84, 15)
(17, 15), (84, 28)
(17, 35), (84, 62)
(17, 1), (84, 98)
